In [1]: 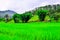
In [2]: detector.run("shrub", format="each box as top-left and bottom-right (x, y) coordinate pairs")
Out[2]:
(28, 15), (39, 22)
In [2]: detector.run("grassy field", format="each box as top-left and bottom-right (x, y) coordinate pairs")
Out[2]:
(0, 22), (60, 40)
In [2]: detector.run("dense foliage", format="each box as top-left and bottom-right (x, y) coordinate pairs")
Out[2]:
(13, 12), (32, 23)
(0, 4), (60, 23)
(37, 10), (48, 21)
(13, 13), (20, 23)
(20, 12), (32, 23)
(4, 14), (9, 23)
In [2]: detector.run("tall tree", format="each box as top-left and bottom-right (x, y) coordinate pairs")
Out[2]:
(37, 10), (48, 21)
(13, 13), (20, 23)
(4, 14), (9, 23)
(20, 12), (32, 23)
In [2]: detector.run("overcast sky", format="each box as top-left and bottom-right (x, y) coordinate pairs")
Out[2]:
(0, 0), (60, 14)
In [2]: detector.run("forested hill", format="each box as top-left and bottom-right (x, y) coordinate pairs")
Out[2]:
(28, 4), (60, 15)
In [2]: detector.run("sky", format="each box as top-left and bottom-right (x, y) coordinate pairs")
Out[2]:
(0, 0), (60, 14)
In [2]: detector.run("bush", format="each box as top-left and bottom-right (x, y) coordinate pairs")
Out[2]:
(44, 15), (51, 22)
(28, 15), (39, 22)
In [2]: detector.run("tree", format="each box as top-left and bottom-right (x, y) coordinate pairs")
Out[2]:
(4, 14), (9, 23)
(0, 18), (1, 22)
(52, 5), (57, 10)
(13, 13), (20, 23)
(37, 10), (48, 21)
(48, 9), (55, 18)
(20, 12), (32, 23)
(54, 15), (59, 22)
(56, 6), (60, 13)
(53, 13), (60, 22)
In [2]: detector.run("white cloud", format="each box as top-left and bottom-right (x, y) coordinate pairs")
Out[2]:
(0, 0), (11, 10)
(53, 2), (60, 4)
(0, 0), (60, 14)
(39, 1), (50, 6)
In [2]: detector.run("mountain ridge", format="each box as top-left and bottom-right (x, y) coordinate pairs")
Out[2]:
(0, 10), (16, 18)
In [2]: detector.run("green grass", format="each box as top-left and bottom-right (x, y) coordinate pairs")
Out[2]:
(28, 15), (39, 22)
(0, 22), (60, 40)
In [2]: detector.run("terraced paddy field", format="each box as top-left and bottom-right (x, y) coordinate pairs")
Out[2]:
(0, 22), (60, 40)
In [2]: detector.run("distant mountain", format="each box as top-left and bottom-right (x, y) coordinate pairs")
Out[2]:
(0, 10), (16, 18)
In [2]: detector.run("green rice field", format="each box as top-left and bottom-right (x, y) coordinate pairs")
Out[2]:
(0, 22), (60, 40)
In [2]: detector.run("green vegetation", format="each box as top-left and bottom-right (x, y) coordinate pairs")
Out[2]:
(20, 12), (32, 23)
(13, 13), (20, 23)
(0, 22), (60, 40)
(28, 15), (39, 22)
(0, 4), (60, 40)
(0, 4), (60, 23)
(4, 14), (9, 23)
(37, 10), (48, 21)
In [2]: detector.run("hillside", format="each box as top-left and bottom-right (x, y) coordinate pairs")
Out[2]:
(29, 4), (60, 15)
(21, 4), (60, 22)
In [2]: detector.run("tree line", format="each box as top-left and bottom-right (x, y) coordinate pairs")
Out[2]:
(3, 9), (60, 23)
(0, 4), (60, 23)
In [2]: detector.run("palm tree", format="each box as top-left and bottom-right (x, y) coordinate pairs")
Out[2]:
(47, 5), (52, 10)
(53, 5), (57, 10)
